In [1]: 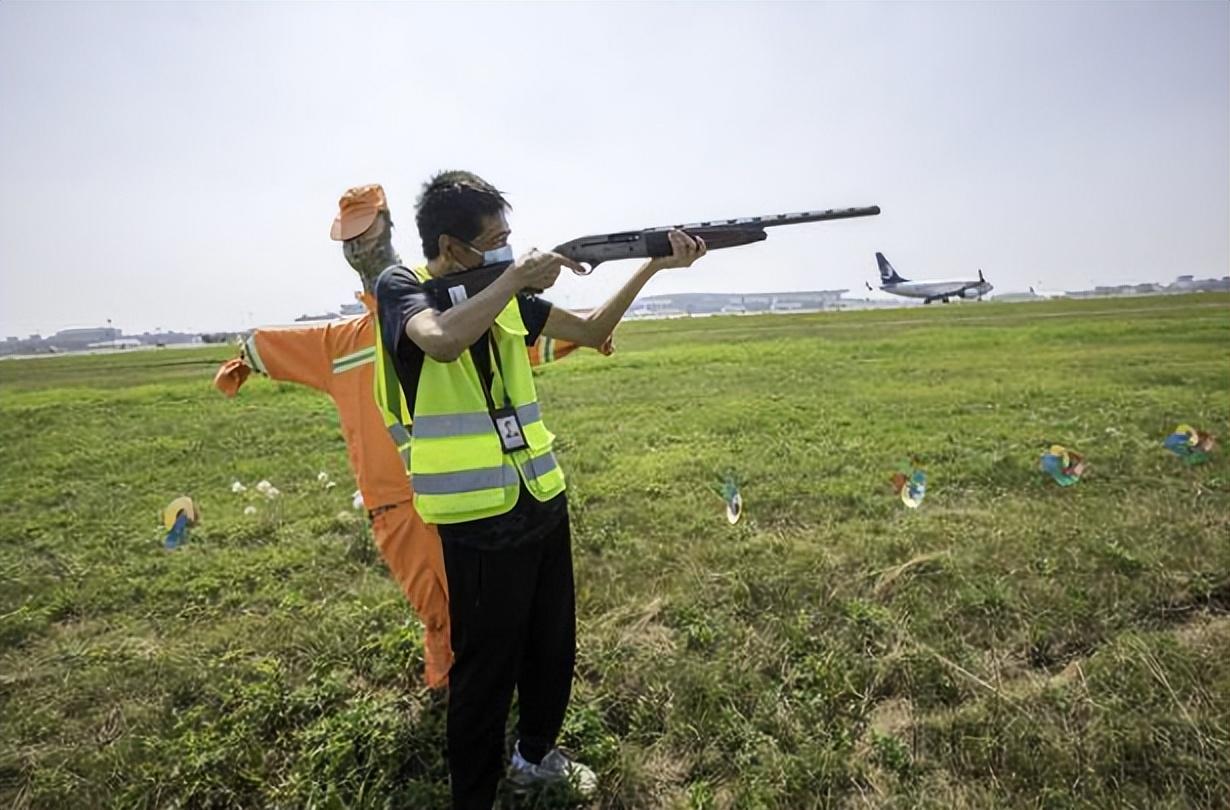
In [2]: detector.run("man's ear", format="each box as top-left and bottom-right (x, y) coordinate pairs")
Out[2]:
(438, 234), (469, 270)
(437, 234), (455, 265)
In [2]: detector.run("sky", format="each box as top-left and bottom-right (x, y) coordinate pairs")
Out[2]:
(0, 1), (1226, 336)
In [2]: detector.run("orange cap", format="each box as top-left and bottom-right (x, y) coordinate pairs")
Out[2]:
(330, 184), (388, 241)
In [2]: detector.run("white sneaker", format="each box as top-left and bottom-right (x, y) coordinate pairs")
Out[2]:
(508, 742), (598, 798)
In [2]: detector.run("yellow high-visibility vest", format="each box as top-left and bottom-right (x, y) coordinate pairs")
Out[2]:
(373, 266), (565, 524)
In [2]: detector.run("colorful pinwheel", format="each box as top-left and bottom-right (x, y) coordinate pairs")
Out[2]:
(1164, 424), (1216, 466)
(891, 459), (926, 508)
(162, 496), (199, 549)
(1040, 445), (1086, 487)
(714, 473), (743, 525)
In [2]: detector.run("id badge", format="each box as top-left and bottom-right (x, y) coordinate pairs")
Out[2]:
(492, 406), (528, 453)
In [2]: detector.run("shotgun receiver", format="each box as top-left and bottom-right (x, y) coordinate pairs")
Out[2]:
(554, 205), (881, 273)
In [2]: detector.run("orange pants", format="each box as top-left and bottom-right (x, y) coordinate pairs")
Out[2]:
(371, 501), (453, 688)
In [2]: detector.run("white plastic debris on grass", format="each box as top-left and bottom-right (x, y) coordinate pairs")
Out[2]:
(352, 490), (364, 510)
(231, 480), (247, 494)
(255, 480), (274, 495)
(264, 486), (281, 499)
(243, 505), (258, 516)
(318, 471), (330, 483)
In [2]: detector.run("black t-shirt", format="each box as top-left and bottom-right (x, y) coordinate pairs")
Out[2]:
(374, 265), (567, 550)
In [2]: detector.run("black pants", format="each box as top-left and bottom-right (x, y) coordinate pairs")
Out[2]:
(442, 511), (576, 810)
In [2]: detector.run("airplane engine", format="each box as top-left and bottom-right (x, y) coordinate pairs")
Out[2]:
(961, 288), (981, 300)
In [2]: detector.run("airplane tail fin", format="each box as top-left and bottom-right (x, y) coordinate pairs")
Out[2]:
(876, 252), (907, 284)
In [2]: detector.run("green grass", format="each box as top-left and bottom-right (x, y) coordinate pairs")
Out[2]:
(2, 294), (1229, 809)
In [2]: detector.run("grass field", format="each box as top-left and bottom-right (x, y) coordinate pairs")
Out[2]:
(2, 294), (1229, 809)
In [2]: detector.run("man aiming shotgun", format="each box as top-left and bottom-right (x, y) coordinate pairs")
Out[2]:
(371, 171), (707, 807)
(420, 204), (881, 301)
(372, 169), (873, 807)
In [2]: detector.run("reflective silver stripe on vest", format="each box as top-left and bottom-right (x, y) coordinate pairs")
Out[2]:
(388, 423), (411, 464)
(412, 465), (519, 495)
(522, 451), (559, 482)
(412, 412), (491, 438)
(412, 403), (543, 439)
(388, 422), (411, 447)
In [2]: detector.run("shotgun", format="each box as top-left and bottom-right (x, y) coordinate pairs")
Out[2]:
(555, 205), (881, 273)
(421, 205), (881, 309)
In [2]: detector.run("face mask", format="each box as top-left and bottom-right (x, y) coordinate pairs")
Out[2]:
(482, 244), (514, 265)
(461, 241), (514, 268)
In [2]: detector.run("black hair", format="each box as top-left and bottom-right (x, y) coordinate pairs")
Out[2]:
(414, 170), (509, 260)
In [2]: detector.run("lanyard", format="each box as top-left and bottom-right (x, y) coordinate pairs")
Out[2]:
(468, 330), (513, 413)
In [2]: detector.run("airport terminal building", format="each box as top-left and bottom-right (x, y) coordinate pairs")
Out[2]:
(628, 290), (850, 318)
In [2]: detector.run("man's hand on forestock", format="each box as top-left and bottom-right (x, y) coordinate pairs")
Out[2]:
(647, 229), (708, 272)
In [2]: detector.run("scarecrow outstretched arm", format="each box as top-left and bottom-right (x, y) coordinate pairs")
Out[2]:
(214, 325), (333, 396)
(241, 326), (332, 391)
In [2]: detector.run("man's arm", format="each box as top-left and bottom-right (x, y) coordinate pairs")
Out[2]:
(402, 250), (583, 362)
(403, 271), (522, 363)
(543, 230), (706, 348)
(541, 263), (655, 348)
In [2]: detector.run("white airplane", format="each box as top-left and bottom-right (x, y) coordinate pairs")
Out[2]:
(867, 252), (993, 304)
(1028, 285), (1065, 300)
